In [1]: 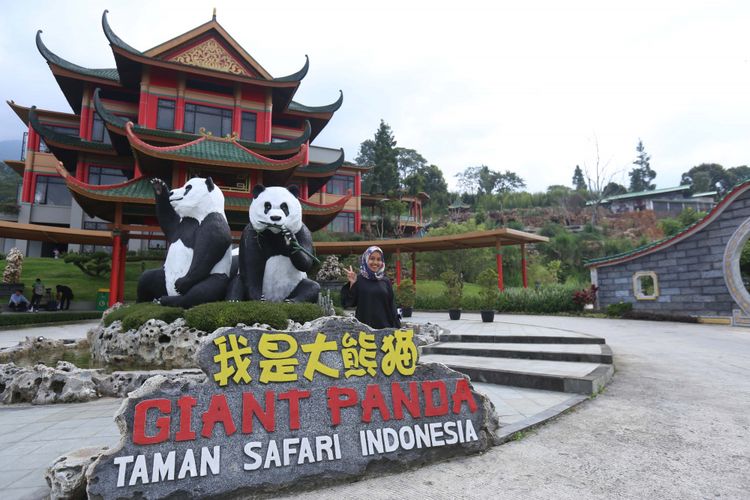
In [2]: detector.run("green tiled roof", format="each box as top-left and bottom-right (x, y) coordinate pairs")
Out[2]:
(29, 108), (114, 153)
(36, 31), (120, 82)
(600, 185), (691, 203)
(149, 137), (285, 165)
(102, 10), (144, 56)
(288, 90), (343, 114)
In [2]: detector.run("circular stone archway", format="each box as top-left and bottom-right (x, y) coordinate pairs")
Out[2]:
(722, 217), (750, 316)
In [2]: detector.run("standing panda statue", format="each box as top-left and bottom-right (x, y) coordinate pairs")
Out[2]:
(137, 177), (232, 308)
(226, 184), (320, 303)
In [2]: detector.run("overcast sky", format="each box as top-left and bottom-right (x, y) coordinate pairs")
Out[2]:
(1, 0), (749, 192)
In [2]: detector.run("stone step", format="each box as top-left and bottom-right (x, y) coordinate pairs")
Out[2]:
(419, 354), (613, 395)
(421, 342), (613, 364)
(438, 334), (606, 345)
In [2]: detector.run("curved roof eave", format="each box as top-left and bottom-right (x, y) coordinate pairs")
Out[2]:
(288, 90), (344, 115)
(29, 107), (115, 155)
(297, 148), (345, 177)
(101, 10), (143, 56)
(273, 55), (309, 83)
(36, 30), (120, 82)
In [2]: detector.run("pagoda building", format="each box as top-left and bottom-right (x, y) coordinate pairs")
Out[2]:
(4, 10), (365, 265)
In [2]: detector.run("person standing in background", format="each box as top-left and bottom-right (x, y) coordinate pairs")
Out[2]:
(56, 285), (74, 310)
(30, 278), (45, 312)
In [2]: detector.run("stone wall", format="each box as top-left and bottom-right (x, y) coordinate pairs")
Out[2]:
(593, 185), (750, 319)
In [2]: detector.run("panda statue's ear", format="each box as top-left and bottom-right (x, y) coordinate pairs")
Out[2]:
(252, 184), (266, 198)
(205, 177), (215, 192)
(287, 185), (300, 199)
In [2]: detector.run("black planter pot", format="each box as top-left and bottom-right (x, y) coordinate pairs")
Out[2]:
(448, 309), (462, 320)
(401, 307), (413, 318)
(480, 310), (495, 322)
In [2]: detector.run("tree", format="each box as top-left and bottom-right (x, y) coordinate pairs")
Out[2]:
(455, 165), (525, 195)
(64, 252), (111, 277)
(680, 163), (727, 193)
(402, 164), (449, 217)
(628, 139), (656, 192)
(582, 136), (622, 225)
(602, 182), (627, 197)
(357, 120), (399, 195)
(395, 148), (427, 181)
(572, 165), (587, 191)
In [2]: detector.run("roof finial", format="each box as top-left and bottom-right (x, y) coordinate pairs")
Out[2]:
(212, 7), (217, 20)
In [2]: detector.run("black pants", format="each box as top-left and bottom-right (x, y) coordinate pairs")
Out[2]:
(58, 296), (71, 310)
(30, 293), (42, 309)
(9, 303), (28, 312)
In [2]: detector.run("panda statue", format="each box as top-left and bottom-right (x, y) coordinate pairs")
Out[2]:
(226, 184), (320, 303)
(137, 177), (232, 308)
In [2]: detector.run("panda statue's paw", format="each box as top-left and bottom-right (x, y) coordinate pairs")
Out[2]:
(152, 298), (162, 305)
(149, 177), (168, 196)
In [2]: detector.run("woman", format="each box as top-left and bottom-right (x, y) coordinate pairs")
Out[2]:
(341, 246), (401, 329)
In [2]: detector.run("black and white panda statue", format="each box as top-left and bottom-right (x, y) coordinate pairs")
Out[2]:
(137, 177), (232, 308)
(226, 184), (320, 303)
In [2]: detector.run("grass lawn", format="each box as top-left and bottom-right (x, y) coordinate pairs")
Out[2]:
(415, 280), (481, 297)
(18, 257), (161, 302)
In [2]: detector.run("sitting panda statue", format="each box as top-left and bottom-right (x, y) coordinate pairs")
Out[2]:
(226, 184), (320, 303)
(137, 177), (232, 308)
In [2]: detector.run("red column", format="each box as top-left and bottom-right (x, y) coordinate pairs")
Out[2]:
(521, 244), (528, 289)
(109, 234), (121, 306)
(496, 240), (504, 291)
(22, 170), (33, 202)
(395, 248), (401, 286)
(117, 237), (127, 303)
(411, 252), (416, 285)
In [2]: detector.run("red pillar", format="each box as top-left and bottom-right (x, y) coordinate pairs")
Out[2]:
(521, 244), (528, 289)
(411, 252), (416, 285)
(395, 248), (401, 286)
(496, 240), (504, 291)
(109, 234), (121, 306)
(117, 237), (127, 303)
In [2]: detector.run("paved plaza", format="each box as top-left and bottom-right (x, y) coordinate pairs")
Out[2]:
(0, 313), (748, 499)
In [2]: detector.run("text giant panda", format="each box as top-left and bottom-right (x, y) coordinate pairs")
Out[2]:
(137, 177), (232, 308)
(226, 184), (320, 303)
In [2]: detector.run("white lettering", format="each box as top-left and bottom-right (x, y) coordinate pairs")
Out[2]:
(465, 419), (478, 442)
(243, 442), (263, 471)
(299, 437), (315, 464)
(366, 429), (383, 455)
(177, 449), (197, 479)
(399, 426), (415, 450)
(152, 451), (175, 482)
(444, 421), (458, 445)
(415, 423), (430, 449)
(264, 440), (281, 469)
(114, 455), (134, 488)
(333, 433), (341, 459)
(283, 438), (299, 466)
(429, 422), (445, 446)
(129, 454), (149, 486)
(383, 428), (399, 452)
(200, 446), (220, 476)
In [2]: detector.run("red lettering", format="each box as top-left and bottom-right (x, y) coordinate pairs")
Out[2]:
(423, 380), (449, 417)
(175, 396), (197, 442)
(362, 384), (391, 423)
(278, 389), (311, 430)
(133, 398), (171, 445)
(391, 381), (421, 420)
(242, 391), (276, 434)
(452, 378), (478, 414)
(326, 387), (358, 426)
(201, 394), (237, 438)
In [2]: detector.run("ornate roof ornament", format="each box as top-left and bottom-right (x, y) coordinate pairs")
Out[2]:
(169, 38), (250, 76)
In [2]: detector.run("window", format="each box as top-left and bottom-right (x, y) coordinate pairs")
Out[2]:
(88, 166), (129, 186)
(328, 212), (355, 233)
(183, 103), (232, 137)
(633, 271), (659, 300)
(34, 176), (72, 206)
(91, 113), (111, 144)
(82, 222), (112, 253)
(240, 112), (257, 141)
(186, 168), (249, 193)
(326, 175), (354, 195)
(156, 99), (176, 130)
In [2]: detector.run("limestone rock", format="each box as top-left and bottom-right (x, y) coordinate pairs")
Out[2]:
(93, 369), (205, 398)
(46, 446), (108, 500)
(0, 362), (98, 404)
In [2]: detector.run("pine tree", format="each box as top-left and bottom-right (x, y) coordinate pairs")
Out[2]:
(572, 165), (587, 191)
(629, 139), (656, 192)
(356, 120), (400, 195)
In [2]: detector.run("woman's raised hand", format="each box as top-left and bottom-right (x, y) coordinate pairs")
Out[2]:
(346, 265), (357, 285)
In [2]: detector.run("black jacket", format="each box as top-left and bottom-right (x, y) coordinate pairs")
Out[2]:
(341, 275), (401, 329)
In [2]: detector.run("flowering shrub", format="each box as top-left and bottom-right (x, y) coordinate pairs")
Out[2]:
(572, 284), (599, 310)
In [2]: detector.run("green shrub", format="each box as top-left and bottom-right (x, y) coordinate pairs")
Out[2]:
(606, 301), (633, 317)
(185, 301), (289, 331)
(0, 311), (102, 328)
(281, 302), (326, 324)
(104, 303), (184, 331)
(395, 281), (416, 308)
(477, 269), (499, 310)
(440, 270), (463, 309)
(496, 285), (579, 313)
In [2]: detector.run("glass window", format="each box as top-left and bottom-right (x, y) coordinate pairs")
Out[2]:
(156, 99), (176, 131)
(34, 176), (72, 206)
(82, 221), (112, 253)
(326, 175), (355, 195)
(328, 212), (355, 233)
(88, 166), (129, 185)
(240, 112), (257, 141)
(91, 113), (111, 144)
(183, 103), (232, 137)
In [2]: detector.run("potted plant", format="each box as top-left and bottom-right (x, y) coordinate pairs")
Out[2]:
(441, 270), (463, 320)
(395, 281), (416, 318)
(476, 268), (499, 322)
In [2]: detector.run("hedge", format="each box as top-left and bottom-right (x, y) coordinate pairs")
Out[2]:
(184, 301), (328, 332)
(104, 303), (184, 331)
(414, 284), (580, 313)
(0, 311), (102, 328)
